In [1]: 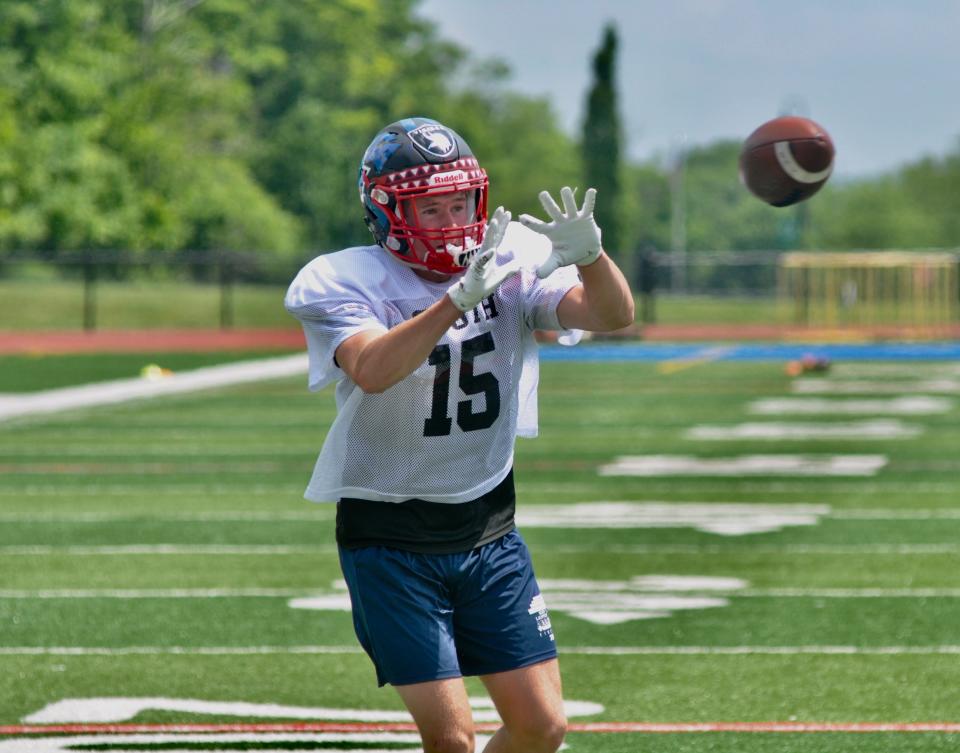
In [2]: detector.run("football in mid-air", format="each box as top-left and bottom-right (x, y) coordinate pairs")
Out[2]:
(739, 116), (835, 207)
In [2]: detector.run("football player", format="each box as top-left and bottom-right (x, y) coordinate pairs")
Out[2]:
(285, 116), (634, 753)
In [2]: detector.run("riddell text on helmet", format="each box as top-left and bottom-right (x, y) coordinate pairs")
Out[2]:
(429, 170), (469, 186)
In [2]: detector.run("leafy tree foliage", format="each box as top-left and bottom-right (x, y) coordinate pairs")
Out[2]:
(582, 24), (623, 257)
(810, 148), (960, 251)
(0, 0), (957, 280)
(0, 0), (300, 261)
(0, 0), (582, 269)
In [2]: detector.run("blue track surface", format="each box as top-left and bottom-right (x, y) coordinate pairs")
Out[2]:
(540, 341), (960, 362)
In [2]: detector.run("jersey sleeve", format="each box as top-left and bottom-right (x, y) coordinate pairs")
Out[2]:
(285, 251), (389, 391)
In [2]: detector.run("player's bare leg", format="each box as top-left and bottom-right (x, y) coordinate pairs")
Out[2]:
(395, 677), (475, 753)
(479, 658), (567, 753)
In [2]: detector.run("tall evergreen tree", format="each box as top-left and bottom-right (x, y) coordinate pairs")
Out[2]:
(582, 24), (622, 257)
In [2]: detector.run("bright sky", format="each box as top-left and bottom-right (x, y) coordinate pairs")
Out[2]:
(416, 0), (960, 180)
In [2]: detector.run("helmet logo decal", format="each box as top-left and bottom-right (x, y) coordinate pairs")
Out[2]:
(408, 124), (457, 159)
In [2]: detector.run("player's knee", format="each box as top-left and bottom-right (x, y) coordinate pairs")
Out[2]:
(540, 710), (568, 752)
(508, 709), (567, 753)
(420, 726), (474, 753)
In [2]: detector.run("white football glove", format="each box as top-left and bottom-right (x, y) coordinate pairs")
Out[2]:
(519, 186), (603, 279)
(446, 206), (521, 312)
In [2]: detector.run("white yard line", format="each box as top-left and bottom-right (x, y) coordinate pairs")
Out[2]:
(833, 508), (960, 519)
(791, 378), (960, 394)
(0, 588), (308, 598)
(566, 645), (960, 655)
(550, 544), (960, 555)
(3, 507), (960, 523)
(0, 544), (327, 555)
(4, 587), (960, 598)
(0, 354), (308, 422)
(0, 511), (332, 522)
(2, 480), (955, 496)
(686, 420), (921, 440)
(748, 396), (954, 415)
(0, 733), (429, 753)
(3, 544), (960, 557)
(0, 485), (305, 496)
(2, 645), (959, 656)
(598, 454), (888, 477)
(831, 363), (960, 377)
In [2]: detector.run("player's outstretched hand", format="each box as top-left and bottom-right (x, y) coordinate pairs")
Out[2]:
(447, 206), (521, 312)
(519, 186), (603, 279)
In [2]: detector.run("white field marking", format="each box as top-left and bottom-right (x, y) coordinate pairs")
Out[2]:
(0, 545), (328, 555)
(0, 446), (318, 457)
(4, 645), (960, 657)
(23, 696), (603, 724)
(686, 419), (921, 441)
(0, 485), (306, 496)
(748, 395), (953, 415)
(833, 508), (960, 520)
(832, 363), (960, 377)
(568, 645), (960, 655)
(9, 584), (960, 596)
(533, 481), (958, 495)
(10, 585), (960, 600)
(550, 543), (960, 555)
(4, 505), (960, 525)
(0, 588), (308, 598)
(6, 725), (960, 740)
(791, 377), (960, 394)
(0, 353), (308, 422)
(0, 646), (367, 656)
(518, 502), (829, 535)
(540, 581), (960, 599)
(738, 588), (960, 598)
(4, 542), (960, 563)
(0, 732), (434, 753)
(290, 575), (745, 624)
(6, 724), (960, 739)
(598, 454), (887, 477)
(0, 510), (332, 522)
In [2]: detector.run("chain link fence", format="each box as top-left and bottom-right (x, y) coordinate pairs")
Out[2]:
(2, 249), (957, 330)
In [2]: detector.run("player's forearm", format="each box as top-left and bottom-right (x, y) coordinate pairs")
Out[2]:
(578, 252), (636, 330)
(351, 295), (461, 393)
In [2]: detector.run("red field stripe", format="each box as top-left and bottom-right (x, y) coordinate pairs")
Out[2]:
(3, 721), (960, 735)
(0, 329), (306, 354)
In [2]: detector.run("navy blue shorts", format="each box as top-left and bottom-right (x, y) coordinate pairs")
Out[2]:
(338, 530), (557, 687)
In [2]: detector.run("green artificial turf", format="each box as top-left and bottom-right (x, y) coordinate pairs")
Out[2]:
(1, 354), (958, 752)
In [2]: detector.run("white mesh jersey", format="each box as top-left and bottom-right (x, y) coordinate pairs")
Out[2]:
(285, 221), (582, 504)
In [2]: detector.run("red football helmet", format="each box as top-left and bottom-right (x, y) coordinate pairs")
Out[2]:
(359, 117), (489, 274)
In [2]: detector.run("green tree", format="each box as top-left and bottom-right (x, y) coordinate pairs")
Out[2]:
(582, 24), (623, 257)
(621, 162), (670, 255)
(0, 0), (300, 262)
(245, 0), (458, 251)
(809, 146), (960, 252)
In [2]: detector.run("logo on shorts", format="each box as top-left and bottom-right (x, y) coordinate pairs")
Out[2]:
(528, 593), (554, 641)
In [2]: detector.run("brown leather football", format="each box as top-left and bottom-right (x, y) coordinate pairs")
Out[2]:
(740, 116), (835, 207)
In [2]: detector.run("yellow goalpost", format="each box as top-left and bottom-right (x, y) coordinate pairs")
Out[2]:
(778, 251), (959, 334)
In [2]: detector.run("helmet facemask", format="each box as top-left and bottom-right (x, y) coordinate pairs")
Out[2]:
(365, 168), (489, 275)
